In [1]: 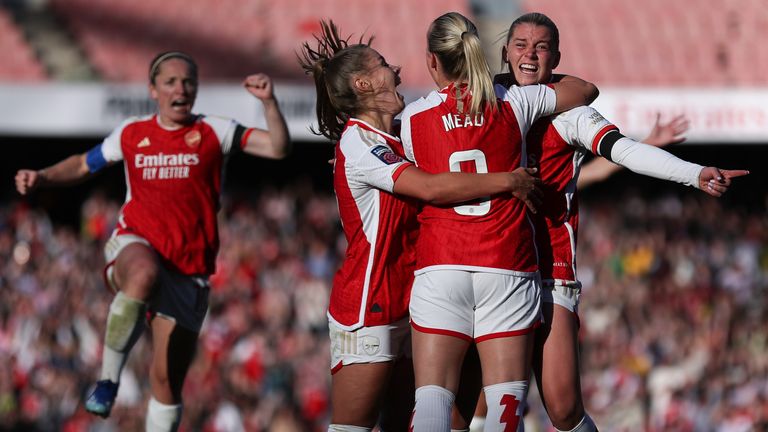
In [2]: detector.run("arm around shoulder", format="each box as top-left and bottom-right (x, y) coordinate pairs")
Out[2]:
(393, 166), (542, 211)
(550, 74), (599, 113)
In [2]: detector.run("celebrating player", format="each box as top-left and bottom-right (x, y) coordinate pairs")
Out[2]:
(15, 51), (290, 431)
(298, 21), (546, 432)
(454, 12), (749, 432)
(399, 12), (599, 431)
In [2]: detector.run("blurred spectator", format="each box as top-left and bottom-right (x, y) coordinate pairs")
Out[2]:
(0, 183), (765, 431)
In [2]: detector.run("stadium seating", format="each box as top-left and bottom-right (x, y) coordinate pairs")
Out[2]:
(520, 0), (768, 86)
(50, 0), (471, 88)
(0, 7), (47, 81)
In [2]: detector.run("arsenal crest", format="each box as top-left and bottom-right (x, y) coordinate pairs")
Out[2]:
(184, 130), (201, 148)
(361, 335), (381, 355)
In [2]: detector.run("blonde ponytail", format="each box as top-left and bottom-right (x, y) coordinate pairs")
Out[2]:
(427, 12), (496, 116)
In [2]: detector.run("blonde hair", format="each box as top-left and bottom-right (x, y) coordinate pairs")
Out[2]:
(427, 12), (496, 116)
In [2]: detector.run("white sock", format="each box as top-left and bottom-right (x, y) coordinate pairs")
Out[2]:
(101, 292), (146, 382)
(328, 425), (372, 432)
(556, 414), (598, 432)
(469, 416), (486, 432)
(411, 385), (454, 432)
(145, 397), (182, 432)
(482, 381), (528, 432)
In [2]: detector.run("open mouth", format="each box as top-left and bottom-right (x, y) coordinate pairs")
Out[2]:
(171, 98), (191, 110)
(519, 63), (539, 75)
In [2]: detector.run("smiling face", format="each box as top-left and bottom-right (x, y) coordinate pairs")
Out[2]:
(504, 23), (560, 86)
(359, 48), (405, 116)
(149, 58), (198, 128)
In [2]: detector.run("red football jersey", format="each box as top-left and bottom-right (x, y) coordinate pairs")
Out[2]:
(329, 119), (418, 330)
(526, 106), (618, 285)
(400, 83), (556, 275)
(99, 114), (246, 275)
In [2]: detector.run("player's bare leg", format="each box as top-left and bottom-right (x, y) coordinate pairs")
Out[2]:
(410, 329), (469, 431)
(476, 334), (533, 432)
(86, 243), (157, 417)
(534, 302), (597, 431)
(330, 362), (392, 429)
(451, 344), (483, 431)
(146, 316), (197, 432)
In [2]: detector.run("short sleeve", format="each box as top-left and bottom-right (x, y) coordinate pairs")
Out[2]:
(399, 91), (444, 165)
(99, 118), (133, 162)
(341, 125), (412, 193)
(498, 83), (557, 136)
(400, 102), (418, 163)
(201, 115), (244, 155)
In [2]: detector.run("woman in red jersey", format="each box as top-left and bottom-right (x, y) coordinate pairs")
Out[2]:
(15, 51), (291, 431)
(453, 13), (748, 432)
(298, 21), (546, 432)
(399, 12), (599, 431)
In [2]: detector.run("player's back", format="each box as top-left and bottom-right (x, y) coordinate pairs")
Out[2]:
(401, 84), (537, 275)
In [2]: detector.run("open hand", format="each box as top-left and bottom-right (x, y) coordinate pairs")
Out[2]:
(644, 113), (690, 147)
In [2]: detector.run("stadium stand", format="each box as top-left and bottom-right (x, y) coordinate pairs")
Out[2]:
(519, 0), (768, 86)
(1, 178), (765, 431)
(49, 0), (471, 88)
(0, 6), (46, 81)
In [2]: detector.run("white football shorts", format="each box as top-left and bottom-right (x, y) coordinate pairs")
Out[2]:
(409, 269), (541, 342)
(329, 316), (411, 374)
(541, 279), (581, 314)
(104, 232), (209, 333)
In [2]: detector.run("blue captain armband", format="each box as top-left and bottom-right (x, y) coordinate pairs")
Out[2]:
(86, 145), (108, 173)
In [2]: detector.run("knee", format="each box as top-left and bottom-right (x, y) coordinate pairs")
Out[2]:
(117, 258), (159, 298)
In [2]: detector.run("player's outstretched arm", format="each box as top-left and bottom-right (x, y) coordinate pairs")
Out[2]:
(578, 113), (690, 189)
(242, 73), (291, 159)
(393, 166), (543, 212)
(603, 134), (749, 197)
(15, 153), (91, 195)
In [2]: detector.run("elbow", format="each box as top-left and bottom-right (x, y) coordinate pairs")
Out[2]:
(585, 82), (599, 104)
(270, 140), (293, 160)
(423, 188), (458, 205)
(416, 184), (446, 205)
(419, 191), (441, 205)
(276, 138), (293, 159)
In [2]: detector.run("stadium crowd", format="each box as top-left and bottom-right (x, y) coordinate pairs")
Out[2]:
(0, 183), (765, 431)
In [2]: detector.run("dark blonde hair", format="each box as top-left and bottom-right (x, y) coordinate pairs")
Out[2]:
(298, 21), (374, 141)
(427, 12), (496, 116)
(148, 51), (197, 84)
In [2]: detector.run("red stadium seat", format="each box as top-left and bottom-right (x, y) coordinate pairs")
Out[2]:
(0, 8), (47, 81)
(49, 0), (472, 87)
(520, 0), (767, 86)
